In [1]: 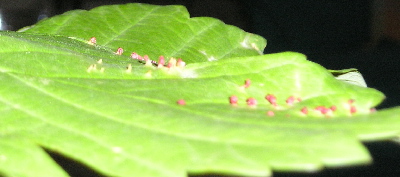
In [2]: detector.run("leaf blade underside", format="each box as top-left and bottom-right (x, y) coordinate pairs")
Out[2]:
(0, 3), (399, 177)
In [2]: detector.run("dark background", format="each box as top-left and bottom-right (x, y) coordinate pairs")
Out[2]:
(1, 0), (400, 177)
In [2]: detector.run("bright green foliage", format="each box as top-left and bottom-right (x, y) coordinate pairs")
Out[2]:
(0, 3), (399, 177)
(20, 3), (265, 63)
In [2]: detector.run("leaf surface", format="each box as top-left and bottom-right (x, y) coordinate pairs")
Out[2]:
(0, 3), (399, 177)
(21, 3), (265, 63)
(330, 68), (367, 87)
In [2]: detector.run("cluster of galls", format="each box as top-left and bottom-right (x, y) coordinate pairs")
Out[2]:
(228, 79), (374, 118)
(87, 37), (186, 74)
(130, 53), (186, 69)
(88, 36), (373, 117)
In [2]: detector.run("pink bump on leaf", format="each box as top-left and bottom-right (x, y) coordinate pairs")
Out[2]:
(88, 37), (96, 45)
(167, 62), (174, 69)
(301, 107), (308, 114)
(348, 99), (355, 104)
(286, 96), (301, 106)
(330, 106), (337, 111)
(246, 97), (257, 107)
(265, 94), (277, 106)
(244, 79), (251, 88)
(315, 106), (330, 114)
(176, 58), (186, 67)
(286, 96), (295, 106)
(229, 95), (238, 105)
(143, 55), (150, 61)
(158, 55), (165, 68)
(131, 52), (139, 59)
(177, 99), (186, 105)
(350, 106), (357, 114)
(267, 110), (275, 117)
(115, 47), (124, 55)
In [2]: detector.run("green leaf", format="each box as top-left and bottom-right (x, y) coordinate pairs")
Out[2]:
(20, 3), (266, 63)
(330, 68), (367, 87)
(0, 3), (399, 177)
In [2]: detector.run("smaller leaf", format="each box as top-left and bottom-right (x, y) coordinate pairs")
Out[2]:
(330, 69), (367, 87)
(20, 3), (267, 63)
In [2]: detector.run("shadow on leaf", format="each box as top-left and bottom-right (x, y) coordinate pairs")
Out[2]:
(45, 148), (106, 177)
